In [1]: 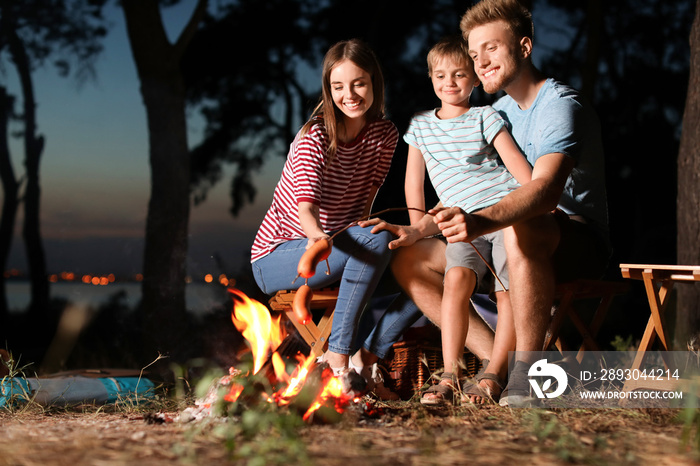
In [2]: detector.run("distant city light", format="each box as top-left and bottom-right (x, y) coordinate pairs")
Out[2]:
(4, 269), (229, 285)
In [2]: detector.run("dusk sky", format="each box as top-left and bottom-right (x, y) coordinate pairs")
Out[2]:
(5, 2), (283, 278)
(3, 1), (572, 280)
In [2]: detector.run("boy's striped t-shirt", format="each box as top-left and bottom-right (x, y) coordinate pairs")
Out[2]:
(404, 105), (521, 213)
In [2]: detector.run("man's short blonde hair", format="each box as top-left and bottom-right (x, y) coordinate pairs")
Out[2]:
(460, 0), (534, 44)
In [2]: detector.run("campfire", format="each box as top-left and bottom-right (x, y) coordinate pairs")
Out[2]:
(182, 288), (368, 423)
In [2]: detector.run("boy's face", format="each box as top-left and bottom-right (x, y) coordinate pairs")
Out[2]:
(467, 20), (525, 94)
(430, 57), (479, 108)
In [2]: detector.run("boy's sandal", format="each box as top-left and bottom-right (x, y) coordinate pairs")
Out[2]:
(456, 358), (490, 393)
(461, 372), (506, 404)
(477, 359), (490, 377)
(420, 372), (456, 406)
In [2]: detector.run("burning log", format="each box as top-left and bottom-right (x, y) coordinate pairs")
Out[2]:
(193, 288), (371, 424)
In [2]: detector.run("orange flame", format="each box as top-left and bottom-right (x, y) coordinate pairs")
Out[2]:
(229, 288), (286, 374)
(303, 369), (350, 421)
(271, 352), (288, 383)
(275, 353), (317, 405)
(224, 383), (245, 402)
(225, 288), (361, 421)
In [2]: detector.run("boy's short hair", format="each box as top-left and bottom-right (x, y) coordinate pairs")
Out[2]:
(427, 35), (472, 76)
(460, 0), (534, 45)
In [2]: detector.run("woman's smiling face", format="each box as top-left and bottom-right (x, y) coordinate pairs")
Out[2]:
(329, 59), (374, 124)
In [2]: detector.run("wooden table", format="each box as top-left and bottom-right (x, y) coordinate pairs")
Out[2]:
(619, 264), (700, 392)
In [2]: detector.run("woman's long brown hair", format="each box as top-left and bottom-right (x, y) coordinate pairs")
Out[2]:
(300, 39), (386, 165)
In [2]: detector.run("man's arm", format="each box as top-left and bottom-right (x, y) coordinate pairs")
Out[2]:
(434, 152), (574, 243)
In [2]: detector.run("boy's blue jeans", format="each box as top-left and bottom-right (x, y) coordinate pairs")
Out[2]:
(252, 225), (420, 357)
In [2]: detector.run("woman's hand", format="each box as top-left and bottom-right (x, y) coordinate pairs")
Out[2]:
(358, 218), (422, 250)
(306, 235), (332, 250)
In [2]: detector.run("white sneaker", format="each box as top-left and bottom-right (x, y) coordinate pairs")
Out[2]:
(349, 358), (399, 401)
(316, 353), (347, 377)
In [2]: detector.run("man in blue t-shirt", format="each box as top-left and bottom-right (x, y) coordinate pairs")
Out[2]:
(362, 0), (610, 406)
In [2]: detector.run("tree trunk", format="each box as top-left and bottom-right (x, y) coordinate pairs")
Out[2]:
(676, 0), (700, 347)
(122, 0), (206, 362)
(7, 22), (49, 323)
(0, 87), (19, 339)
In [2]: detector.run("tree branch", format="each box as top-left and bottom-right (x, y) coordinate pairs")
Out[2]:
(173, 0), (208, 58)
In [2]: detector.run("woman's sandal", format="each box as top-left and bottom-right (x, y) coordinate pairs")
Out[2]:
(461, 372), (506, 404)
(420, 372), (457, 406)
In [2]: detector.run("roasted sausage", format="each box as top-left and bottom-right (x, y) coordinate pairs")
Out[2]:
(297, 238), (332, 279)
(292, 284), (313, 325)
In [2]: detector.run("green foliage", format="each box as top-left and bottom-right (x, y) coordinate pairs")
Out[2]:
(610, 334), (635, 352)
(216, 408), (310, 465)
(680, 377), (700, 456)
(0, 0), (110, 91)
(177, 357), (312, 465)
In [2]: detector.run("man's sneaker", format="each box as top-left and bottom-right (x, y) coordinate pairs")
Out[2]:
(499, 360), (538, 407)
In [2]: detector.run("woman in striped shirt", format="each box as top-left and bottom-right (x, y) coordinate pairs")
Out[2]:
(251, 39), (416, 399)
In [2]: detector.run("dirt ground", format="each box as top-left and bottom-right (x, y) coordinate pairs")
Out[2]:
(1, 400), (698, 466)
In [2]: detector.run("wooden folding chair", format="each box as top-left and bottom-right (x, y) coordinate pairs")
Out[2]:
(269, 288), (339, 358)
(544, 279), (630, 362)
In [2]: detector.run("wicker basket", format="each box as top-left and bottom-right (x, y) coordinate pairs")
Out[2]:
(381, 340), (481, 400)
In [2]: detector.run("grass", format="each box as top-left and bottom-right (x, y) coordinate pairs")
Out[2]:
(1, 348), (40, 413)
(2, 316), (699, 465)
(1, 352), (696, 465)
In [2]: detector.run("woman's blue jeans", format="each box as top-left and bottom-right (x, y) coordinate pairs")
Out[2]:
(358, 290), (422, 359)
(252, 225), (418, 356)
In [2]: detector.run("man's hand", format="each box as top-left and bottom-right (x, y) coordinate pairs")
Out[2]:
(358, 218), (422, 249)
(431, 206), (475, 243)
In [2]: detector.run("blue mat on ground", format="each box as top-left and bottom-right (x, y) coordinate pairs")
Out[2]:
(0, 374), (155, 407)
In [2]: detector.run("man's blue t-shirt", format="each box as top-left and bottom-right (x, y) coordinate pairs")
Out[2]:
(493, 78), (608, 231)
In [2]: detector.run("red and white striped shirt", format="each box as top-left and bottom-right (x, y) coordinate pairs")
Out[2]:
(251, 119), (398, 262)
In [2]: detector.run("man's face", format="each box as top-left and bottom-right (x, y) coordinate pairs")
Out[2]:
(467, 20), (524, 94)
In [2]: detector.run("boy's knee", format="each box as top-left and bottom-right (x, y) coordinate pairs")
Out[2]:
(444, 266), (476, 290)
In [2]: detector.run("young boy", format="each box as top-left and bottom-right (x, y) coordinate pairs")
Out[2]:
(403, 36), (532, 405)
